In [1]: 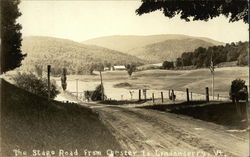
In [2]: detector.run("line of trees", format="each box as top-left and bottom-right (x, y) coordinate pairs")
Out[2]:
(29, 62), (141, 77)
(162, 41), (248, 69)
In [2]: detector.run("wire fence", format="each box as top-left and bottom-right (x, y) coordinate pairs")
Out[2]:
(69, 87), (230, 103)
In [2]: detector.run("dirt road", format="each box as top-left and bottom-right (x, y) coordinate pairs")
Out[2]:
(56, 92), (248, 157)
(91, 105), (248, 157)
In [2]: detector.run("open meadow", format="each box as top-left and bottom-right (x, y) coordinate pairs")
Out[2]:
(55, 66), (248, 101)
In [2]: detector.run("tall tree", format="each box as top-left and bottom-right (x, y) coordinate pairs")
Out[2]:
(162, 61), (174, 69)
(176, 57), (183, 67)
(181, 52), (193, 66)
(126, 64), (136, 77)
(136, 0), (248, 23)
(1, 0), (26, 74)
(61, 68), (67, 91)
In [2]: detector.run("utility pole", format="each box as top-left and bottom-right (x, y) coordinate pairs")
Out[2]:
(210, 59), (215, 100)
(100, 71), (104, 101)
(205, 87), (209, 102)
(47, 65), (51, 101)
(76, 79), (78, 99)
(212, 72), (214, 100)
(186, 88), (190, 102)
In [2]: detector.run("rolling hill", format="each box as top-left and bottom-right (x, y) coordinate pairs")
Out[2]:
(21, 36), (146, 74)
(82, 34), (224, 63)
(128, 38), (218, 62)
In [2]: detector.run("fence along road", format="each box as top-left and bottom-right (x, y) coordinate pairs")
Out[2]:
(56, 80), (229, 102)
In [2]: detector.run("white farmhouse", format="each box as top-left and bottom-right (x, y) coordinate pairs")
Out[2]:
(111, 65), (126, 71)
(104, 67), (110, 71)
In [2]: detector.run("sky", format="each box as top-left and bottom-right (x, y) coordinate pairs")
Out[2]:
(18, 0), (249, 43)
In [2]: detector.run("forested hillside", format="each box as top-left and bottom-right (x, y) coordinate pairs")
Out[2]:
(166, 41), (248, 69)
(21, 36), (145, 75)
(128, 38), (216, 62)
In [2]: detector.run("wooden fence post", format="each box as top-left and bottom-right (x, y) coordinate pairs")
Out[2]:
(245, 86), (249, 123)
(161, 92), (164, 103)
(152, 93), (155, 104)
(246, 86), (248, 102)
(47, 65), (51, 101)
(186, 88), (189, 102)
(143, 89), (147, 101)
(172, 89), (175, 102)
(172, 89), (174, 95)
(205, 87), (209, 102)
(139, 89), (141, 101)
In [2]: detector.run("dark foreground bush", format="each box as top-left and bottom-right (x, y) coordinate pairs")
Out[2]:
(84, 84), (106, 101)
(229, 79), (248, 102)
(12, 72), (59, 99)
(90, 84), (106, 101)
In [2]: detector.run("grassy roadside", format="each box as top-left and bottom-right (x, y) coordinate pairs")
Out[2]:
(0, 79), (121, 156)
(139, 101), (249, 129)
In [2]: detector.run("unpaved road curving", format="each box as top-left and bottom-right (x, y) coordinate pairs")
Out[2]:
(56, 92), (248, 157)
(91, 105), (249, 157)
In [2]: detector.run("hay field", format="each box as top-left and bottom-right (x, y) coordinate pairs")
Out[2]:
(56, 66), (248, 100)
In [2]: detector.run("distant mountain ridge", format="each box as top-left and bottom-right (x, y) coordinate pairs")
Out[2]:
(21, 36), (146, 75)
(128, 38), (217, 62)
(82, 34), (224, 63)
(82, 34), (224, 51)
(20, 35), (225, 75)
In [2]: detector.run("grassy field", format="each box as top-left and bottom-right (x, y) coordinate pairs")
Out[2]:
(61, 66), (248, 99)
(0, 79), (121, 156)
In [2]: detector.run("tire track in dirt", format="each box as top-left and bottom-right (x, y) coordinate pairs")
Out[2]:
(96, 107), (212, 157)
(118, 107), (248, 157)
(95, 106), (248, 157)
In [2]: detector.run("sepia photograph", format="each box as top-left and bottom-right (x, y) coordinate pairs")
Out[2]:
(0, 0), (249, 157)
